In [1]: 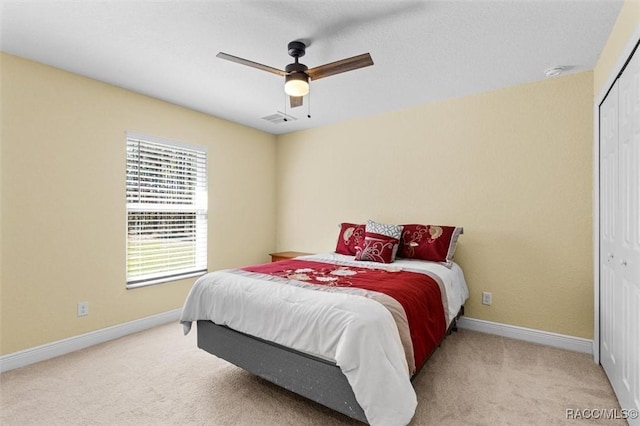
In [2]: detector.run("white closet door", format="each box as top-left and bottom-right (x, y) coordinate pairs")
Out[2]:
(600, 45), (640, 424)
(616, 45), (640, 418)
(600, 81), (619, 385)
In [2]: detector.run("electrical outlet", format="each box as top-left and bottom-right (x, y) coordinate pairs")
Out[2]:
(77, 302), (89, 317)
(482, 292), (492, 306)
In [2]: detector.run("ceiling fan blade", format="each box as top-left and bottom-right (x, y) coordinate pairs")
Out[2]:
(290, 96), (303, 108)
(216, 52), (287, 76)
(306, 53), (374, 80)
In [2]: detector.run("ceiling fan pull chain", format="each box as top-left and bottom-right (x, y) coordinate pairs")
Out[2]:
(307, 89), (311, 119)
(283, 92), (288, 122)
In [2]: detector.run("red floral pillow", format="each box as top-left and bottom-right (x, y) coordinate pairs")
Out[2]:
(355, 232), (400, 263)
(398, 224), (462, 263)
(355, 220), (403, 263)
(335, 223), (365, 255)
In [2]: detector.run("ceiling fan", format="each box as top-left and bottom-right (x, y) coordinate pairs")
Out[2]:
(216, 41), (374, 108)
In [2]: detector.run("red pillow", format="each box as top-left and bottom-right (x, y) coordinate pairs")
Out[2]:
(398, 225), (462, 263)
(355, 232), (400, 264)
(335, 223), (365, 255)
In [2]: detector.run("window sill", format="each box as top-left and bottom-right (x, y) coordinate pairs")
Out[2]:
(126, 270), (207, 289)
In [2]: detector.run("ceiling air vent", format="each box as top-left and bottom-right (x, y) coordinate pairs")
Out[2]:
(261, 112), (297, 124)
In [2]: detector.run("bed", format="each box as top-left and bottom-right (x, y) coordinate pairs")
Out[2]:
(181, 248), (468, 426)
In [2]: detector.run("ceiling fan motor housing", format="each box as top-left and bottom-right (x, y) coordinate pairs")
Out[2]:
(285, 62), (308, 74)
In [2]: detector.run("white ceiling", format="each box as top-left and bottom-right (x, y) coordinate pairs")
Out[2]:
(0, 0), (624, 135)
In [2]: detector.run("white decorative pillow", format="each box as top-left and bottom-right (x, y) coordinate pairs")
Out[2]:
(365, 220), (403, 240)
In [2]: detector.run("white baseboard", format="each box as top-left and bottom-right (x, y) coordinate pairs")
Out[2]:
(0, 308), (182, 373)
(1, 311), (593, 373)
(457, 317), (593, 354)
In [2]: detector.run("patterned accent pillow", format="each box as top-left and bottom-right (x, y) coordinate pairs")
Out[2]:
(398, 224), (463, 263)
(365, 219), (403, 240)
(355, 220), (403, 263)
(335, 223), (365, 255)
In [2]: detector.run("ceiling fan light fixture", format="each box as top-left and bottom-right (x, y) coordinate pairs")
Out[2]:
(285, 72), (309, 96)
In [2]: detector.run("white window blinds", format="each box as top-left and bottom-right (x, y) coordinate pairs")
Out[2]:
(126, 133), (207, 287)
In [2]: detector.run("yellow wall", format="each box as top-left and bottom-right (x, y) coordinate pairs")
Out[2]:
(0, 53), (277, 355)
(5, 2), (633, 354)
(277, 71), (594, 339)
(594, 0), (640, 97)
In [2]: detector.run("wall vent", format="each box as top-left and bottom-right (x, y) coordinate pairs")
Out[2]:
(261, 111), (297, 124)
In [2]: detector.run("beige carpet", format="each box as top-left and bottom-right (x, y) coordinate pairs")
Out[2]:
(0, 323), (623, 425)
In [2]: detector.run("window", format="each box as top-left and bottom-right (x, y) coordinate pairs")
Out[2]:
(126, 132), (207, 288)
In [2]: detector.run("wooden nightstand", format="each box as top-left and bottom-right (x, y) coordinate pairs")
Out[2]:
(269, 251), (313, 262)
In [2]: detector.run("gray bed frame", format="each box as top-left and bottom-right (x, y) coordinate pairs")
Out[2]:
(196, 306), (463, 424)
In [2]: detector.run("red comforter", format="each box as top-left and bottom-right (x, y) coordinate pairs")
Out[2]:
(243, 259), (447, 372)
